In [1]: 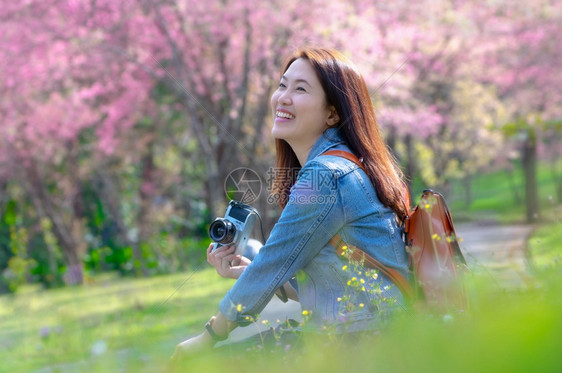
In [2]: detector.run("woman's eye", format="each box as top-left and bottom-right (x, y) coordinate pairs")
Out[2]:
(278, 82), (287, 88)
(296, 87), (307, 92)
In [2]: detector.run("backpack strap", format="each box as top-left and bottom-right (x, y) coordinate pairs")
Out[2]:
(322, 150), (415, 301)
(329, 234), (414, 301)
(322, 149), (364, 170)
(322, 150), (411, 216)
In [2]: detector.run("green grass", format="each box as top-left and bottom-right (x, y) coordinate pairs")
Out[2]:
(438, 160), (560, 224)
(3, 161), (562, 372)
(528, 221), (562, 272)
(3, 260), (562, 372)
(0, 268), (233, 372)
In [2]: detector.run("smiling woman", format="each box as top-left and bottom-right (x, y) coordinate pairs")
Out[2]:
(271, 58), (340, 163)
(173, 47), (410, 358)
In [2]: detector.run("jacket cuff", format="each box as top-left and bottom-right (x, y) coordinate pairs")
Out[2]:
(219, 294), (256, 326)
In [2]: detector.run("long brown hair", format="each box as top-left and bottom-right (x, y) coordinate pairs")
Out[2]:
(272, 47), (408, 221)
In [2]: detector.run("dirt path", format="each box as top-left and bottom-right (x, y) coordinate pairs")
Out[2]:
(455, 221), (536, 288)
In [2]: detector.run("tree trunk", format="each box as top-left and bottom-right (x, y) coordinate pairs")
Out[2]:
(204, 172), (226, 221)
(136, 144), (156, 277)
(92, 169), (148, 275)
(522, 131), (540, 223)
(22, 158), (84, 285)
(405, 134), (415, 195)
(386, 127), (398, 161)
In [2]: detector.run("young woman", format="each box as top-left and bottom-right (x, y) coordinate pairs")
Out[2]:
(173, 47), (409, 356)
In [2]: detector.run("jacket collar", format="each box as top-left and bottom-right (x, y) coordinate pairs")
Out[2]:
(305, 127), (346, 164)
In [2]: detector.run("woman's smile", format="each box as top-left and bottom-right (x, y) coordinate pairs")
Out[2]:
(274, 108), (295, 122)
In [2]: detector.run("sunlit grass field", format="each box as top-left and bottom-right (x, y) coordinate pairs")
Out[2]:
(2, 162), (561, 372)
(1, 249), (561, 372)
(445, 160), (560, 223)
(0, 269), (234, 372)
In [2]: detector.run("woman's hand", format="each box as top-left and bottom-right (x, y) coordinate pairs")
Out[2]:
(206, 244), (251, 279)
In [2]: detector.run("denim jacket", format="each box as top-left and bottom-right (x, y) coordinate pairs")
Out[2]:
(219, 128), (409, 332)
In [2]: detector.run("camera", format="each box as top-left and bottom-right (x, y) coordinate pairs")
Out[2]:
(209, 201), (258, 255)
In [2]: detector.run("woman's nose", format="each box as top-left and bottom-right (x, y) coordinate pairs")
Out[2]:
(278, 90), (291, 105)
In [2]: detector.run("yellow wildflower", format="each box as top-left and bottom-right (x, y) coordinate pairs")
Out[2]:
(359, 303), (364, 308)
(302, 310), (310, 316)
(361, 286), (366, 292)
(236, 304), (243, 312)
(342, 265), (348, 271)
(360, 278), (365, 284)
(337, 297), (342, 302)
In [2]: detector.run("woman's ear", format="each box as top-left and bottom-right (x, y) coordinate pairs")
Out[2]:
(327, 106), (340, 127)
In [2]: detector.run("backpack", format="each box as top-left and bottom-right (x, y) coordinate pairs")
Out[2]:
(323, 150), (469, 312)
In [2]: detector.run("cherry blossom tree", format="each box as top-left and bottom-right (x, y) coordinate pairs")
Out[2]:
(0, 0), (355, 283)
(478, 0), (562, 221)
(0, 1), (154, 283)
(1, 0), (559, 287)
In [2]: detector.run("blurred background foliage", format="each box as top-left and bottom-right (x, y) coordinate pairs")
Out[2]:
(0, 0), (560, 293)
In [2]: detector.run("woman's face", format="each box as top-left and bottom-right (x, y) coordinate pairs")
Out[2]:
(270, 58), (338, 148)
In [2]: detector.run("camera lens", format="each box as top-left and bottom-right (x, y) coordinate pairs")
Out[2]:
(209, 218), (237, 244)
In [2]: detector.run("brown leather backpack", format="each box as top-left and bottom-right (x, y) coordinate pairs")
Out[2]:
(323, 150), (469, 312)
